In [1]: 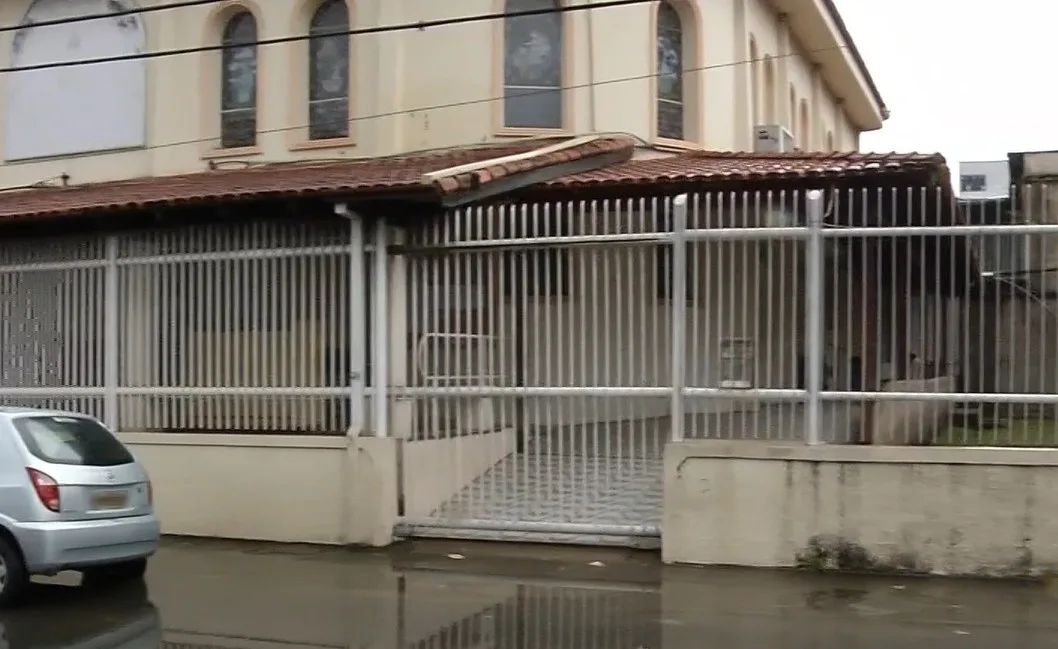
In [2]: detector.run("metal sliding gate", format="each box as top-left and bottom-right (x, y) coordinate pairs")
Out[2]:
(393, 196), (699, 547)
(392, 190), (835, 546)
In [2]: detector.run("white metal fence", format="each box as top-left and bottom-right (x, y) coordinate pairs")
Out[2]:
(2, 185), (1057, 543)
(0, 218), (371, 434)
(393, 184), (1058, 543)
(396, 187), (1058, 446)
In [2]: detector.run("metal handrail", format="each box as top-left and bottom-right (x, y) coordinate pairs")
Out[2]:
(414, 332), (506, 385)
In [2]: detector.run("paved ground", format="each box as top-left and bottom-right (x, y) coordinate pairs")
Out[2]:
(9, 538), (1058, 649)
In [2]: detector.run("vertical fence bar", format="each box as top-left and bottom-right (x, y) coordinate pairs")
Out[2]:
(373, 217), (390, 438)
(670, 194), (688, 443)
(103, 235), (119, 428)
(347, 208), (367, 437)
(805, 189), (824, 446)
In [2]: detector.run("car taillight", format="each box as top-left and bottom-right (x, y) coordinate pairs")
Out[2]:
(27, 468), (60, 512)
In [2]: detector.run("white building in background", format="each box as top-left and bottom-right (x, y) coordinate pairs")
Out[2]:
(958, 160), (1010, 199)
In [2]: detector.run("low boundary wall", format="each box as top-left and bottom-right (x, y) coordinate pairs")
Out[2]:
(121, 433), (397, 546)
(664, 441), (1058, 577)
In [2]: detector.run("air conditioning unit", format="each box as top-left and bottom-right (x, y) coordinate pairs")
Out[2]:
(754, 124), (795, 153)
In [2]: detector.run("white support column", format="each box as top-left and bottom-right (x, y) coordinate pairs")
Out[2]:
(387, 229), (412, 439)
(372, 218), (390, 437)
(670, 194), (688, 443)
(345, 207), (367, 438)
(103, 235), (119, 428)
(805, 190), (825, 445)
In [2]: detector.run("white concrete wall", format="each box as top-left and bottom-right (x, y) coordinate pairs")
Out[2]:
(664, 440), (1058, 577)
(121, 433), (397, 546)
(0, 0), (872, 189)
(958, 160), (1010, 200)
(402, 429), (516, 519)
(4, 0), (147, 160)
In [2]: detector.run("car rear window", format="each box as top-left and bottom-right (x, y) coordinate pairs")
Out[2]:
(12, 416), (134, 467)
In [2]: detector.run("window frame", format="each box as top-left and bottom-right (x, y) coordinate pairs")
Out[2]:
(495, 0), (571, 135)
(655, 1), (685, 141)
(960, 174), (988, 193)
(650, 0), (700, 148)
(307, 0), (352, 142)
(219, 10), (259, 150)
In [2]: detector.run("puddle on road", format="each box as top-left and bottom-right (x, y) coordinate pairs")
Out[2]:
(9, 542), (1058, 649)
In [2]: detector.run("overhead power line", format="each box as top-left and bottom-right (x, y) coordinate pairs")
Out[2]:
(2, 0), (661, 75)
(0, 0), (231, 35)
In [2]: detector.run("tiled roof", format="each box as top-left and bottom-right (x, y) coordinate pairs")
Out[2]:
(0, 143), (948, 223)
(542, 150), (948, 189)
(0, 136), (636, 221)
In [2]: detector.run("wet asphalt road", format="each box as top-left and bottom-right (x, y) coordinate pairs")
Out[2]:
(8, 538), (1058, 649)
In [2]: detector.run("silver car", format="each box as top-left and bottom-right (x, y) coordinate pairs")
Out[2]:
(0, 408), (159, 606)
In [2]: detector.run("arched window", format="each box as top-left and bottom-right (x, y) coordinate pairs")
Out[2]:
(656, 1), (684, 140)
(762, 56), (775, 122)
(308, 0), (350, 140)
(503, 0), (563, 129)
(220, 11), (258, 149)
(748, 37), (760, 126)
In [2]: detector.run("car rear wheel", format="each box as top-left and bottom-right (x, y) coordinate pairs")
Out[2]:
(81, 558), (148, 588)
(0, 537), (29, 608)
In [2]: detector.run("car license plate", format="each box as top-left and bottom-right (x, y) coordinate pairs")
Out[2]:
(91, 489), (128, 510)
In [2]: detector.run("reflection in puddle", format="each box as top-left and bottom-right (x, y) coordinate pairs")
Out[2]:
(405, 583), (659, 649)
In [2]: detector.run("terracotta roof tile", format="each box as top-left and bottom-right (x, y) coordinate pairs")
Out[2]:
(0, 144), (948, 223)
(0, 136), (636, 222)
(543, 150), (949, 189)
(429, 136), (636, 194)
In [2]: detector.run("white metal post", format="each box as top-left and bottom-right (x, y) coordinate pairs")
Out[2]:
(103, 235), (119, 428)
(805, 190), (825, 445)
(344, 206), (367, 437)
(670, 194), (688, 443)
(372, 218), (390, 438)
(386, 234), (411, 439)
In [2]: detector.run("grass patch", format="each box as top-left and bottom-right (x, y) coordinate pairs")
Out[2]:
(936, 419), (1058, 447)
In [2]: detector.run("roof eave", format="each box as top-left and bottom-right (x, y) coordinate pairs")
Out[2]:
(818, 0), (887, 128)
(776, 0), (887, 131)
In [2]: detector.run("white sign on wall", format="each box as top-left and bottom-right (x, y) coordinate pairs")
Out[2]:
(4, 0), (147, 161)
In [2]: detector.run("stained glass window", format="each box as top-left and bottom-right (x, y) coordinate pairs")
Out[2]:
(220, 11), (257, 148)
(656, 2), (684, 140)
(309, 0), (350, 140)
(503, 0), (563, 129)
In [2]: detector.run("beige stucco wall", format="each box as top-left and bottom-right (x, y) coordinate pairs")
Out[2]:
(0, 0), (875, 191)
(664, 440), (1058, 576)
(743, 0), (861, 152)
(121, 433), (397, 546)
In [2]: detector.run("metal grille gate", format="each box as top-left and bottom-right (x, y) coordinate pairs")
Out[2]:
(394, 199), (681, 546)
